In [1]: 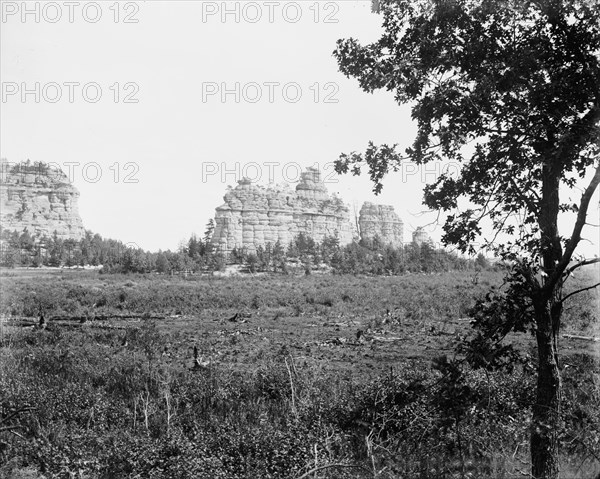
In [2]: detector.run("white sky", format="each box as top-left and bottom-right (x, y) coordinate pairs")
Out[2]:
(1, 1), (598, 257)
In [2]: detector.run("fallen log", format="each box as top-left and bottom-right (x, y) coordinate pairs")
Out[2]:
(372, 336), (403, 342)
(562, 334), (599, 342)
(50, 313), (166, 322)
(2, 313), (166, 326)
(1, 321), (36, 328)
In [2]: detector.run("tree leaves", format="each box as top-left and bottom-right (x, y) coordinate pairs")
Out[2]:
(333, 0), (600, 262)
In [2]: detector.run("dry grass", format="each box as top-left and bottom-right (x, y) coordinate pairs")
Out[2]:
(0, 268), (598, 478)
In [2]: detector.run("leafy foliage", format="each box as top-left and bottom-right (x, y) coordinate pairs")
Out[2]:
(333, 1), (600, 476)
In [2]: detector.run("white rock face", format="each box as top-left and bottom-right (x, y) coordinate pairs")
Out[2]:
(0, 161), (85, 240)
(359, 202), (404, 246)
(211, 168), (354, 254)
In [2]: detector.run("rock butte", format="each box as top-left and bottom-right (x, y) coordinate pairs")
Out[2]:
(0, 160), (85, 241)
(0, 161), (409, 252)
(358, 202), (404, 247)
(210, 167), (404, 254)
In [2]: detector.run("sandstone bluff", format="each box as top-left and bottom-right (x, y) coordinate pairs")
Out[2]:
(358, 202), (404, 247)
(0, 160), (85, 241)
(210, 167), (404, 254)
(0, 161), (408, 251)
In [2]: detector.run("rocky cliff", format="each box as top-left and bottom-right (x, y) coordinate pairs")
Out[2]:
(0, 160), (85, 240)
(359, 202), (403, 246)
(211, 168), (355, 254)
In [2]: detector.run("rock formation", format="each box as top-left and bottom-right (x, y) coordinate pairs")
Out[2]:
(211, 168), (354, 254)
(412, 227), (433, 246)
(0, 160), (85, 240)
(359, 202), (403, 246)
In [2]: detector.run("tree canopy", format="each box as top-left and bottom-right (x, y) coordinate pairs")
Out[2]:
(333, 1), (600, 477)
(335, 0), (599, 261)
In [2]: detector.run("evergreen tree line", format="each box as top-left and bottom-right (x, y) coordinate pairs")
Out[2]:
(0, 220), (222, 274)
(0, 222), (490, 275)
(234, 232), (490, 275)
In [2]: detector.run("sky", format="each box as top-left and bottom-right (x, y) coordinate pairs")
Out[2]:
(1, 0), (598, 257)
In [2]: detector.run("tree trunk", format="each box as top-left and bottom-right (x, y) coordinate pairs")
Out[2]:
(531, 163), (563, 478)
(531, 297), (561, 479)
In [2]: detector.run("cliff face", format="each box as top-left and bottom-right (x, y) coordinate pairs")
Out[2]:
(0, 161), (85, 240)
(359, 202), (404, 246)
(211, 168), (354, 254)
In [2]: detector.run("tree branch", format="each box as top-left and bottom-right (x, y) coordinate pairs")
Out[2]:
(0, 425), (22, 433)
(556, 105), (600, 168)
(549, 163), (600, 290)
(508, 174), (540, 210)
(560, 282), (600, 304)
(484, 210), (513, 250)
(564, 258), (600, 277)
(0, 406), (35, 426)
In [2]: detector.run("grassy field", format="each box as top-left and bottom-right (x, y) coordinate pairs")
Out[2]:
(1, 268), (598, 478)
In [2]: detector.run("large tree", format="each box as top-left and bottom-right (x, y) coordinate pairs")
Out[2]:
(333, 1), (600, 477)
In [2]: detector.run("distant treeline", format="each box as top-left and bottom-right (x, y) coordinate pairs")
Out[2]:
(0, 222), (491, 275)
(0, 223), (222, 273)
(229, 232), (491, 274)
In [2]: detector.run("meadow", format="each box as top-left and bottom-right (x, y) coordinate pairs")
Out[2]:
(0, 268), (598, 478)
